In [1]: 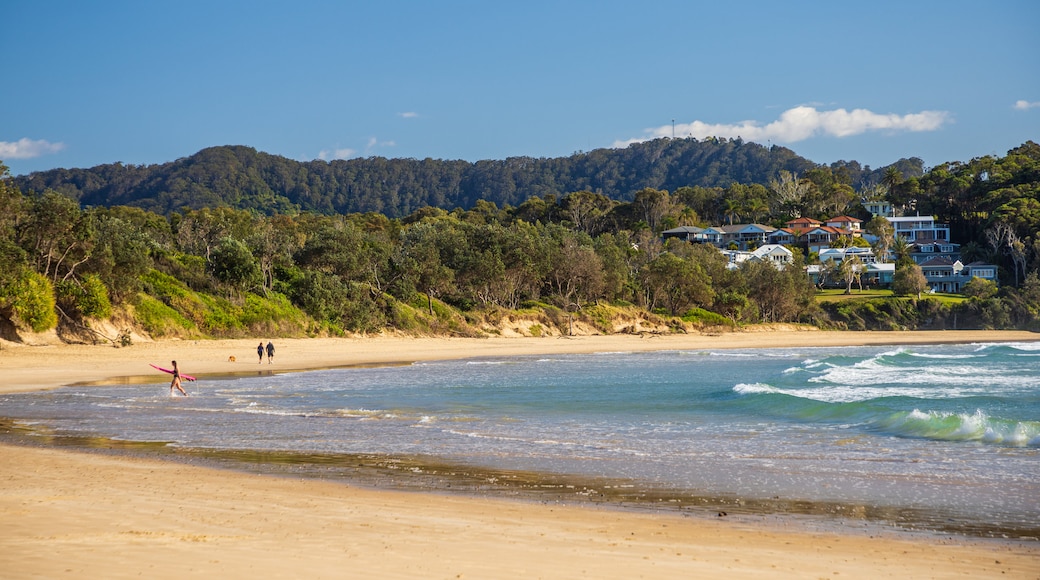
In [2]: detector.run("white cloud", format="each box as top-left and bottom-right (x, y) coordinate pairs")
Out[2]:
(1014, 100), (1040, 110)
(614, 106), (951, 148)
(398, 111), (419, 118)
(319, 137), (396, 161)
(0, 137), (65, 159)
(365, 137), (396, 152)
(318, 148), (356, 161)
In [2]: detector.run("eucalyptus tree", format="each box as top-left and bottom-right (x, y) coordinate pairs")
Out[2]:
(986, 221), (1028, 287)
(247, 214), (303, 294)
(84, 210), (153, 301)
(394, 219), (460, 315)
(892, 262), (929, 299)
(0, 162), (29, 289)
(768, 170), (810, 218)
(639, 245), (713, 316)
(741, 255), (815, 323)
(20, 189), (92, 283)
(632, 187), (676, 233)
(559, 190), (615, 235)
(545, 234), (605, 309)
(209, 236), (261, 296)
(838, 254), (864, 294)
(865, 215), (895, 262)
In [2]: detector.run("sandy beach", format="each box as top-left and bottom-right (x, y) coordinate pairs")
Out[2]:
(2, 330), (1039, 578)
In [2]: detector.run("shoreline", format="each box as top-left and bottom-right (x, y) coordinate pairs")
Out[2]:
(3, 330), (1039, 578)
(3, 329), (1037, 395)
(4, 423), (1034, 541)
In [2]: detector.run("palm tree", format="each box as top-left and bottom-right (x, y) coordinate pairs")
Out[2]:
(892, 237), (915, 265)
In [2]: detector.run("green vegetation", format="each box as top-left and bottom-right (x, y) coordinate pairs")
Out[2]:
(3, 269), (58, 332)
(1, 141), (1038, 342)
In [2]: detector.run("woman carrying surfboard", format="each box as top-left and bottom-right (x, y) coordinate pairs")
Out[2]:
(169, 360), (188, 396)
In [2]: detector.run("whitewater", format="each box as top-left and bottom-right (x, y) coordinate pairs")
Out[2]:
(2, 341), (1038, 538)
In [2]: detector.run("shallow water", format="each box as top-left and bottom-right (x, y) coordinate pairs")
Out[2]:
(3, 341), (1038, 538)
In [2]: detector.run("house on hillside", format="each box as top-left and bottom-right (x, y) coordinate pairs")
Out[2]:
(864, 262), (895, 287)
(919, 257), (964, 293)
(863, 200), (894, 218)
(690, 224), (777, 250)
(702, 226), (728, 246)
(818, 246), (877, 265)
(786, 217), (822, 230)
(889, 215), (950, 243)
(749, 244), (793, 268)
(962, 262), (998, 283)
(910, 241), (961, 265)
(916, 257), (998, 293)
(802, 226), (848, 254)
(720, 224), (777, 250)
(662, 226), (708, 243)
(825, 215), (863, 235)
(768, 227), (798, 246)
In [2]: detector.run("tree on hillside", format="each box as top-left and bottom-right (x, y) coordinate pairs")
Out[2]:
(893, 262), (929, 299)
(986, 221), (1028, 286)
(209, 237), (261, 296)
(838, 255), (864, 294)
(0, 163), (29, 290)
(560, 191), (615, 235)
(640, 251), (712, 315)
(768, 170), (810, 218)
(962, 276), (998, 299)
(865, 216), (894, 262)
(395, 221), (456, 315)
(545, 236), (605, 309)
(21, 190), (92, 283)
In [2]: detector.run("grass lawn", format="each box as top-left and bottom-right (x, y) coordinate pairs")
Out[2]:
(815, 288), (968, 305)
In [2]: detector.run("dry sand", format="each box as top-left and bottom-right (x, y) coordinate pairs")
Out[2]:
(2, 330), (1039, 578)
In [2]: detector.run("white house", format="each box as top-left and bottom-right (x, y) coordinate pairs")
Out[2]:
(749, 244), (793, 268)
(889, 215), (951, 243)
(817, 246), (877, 265)
(863, 200), (894, 218)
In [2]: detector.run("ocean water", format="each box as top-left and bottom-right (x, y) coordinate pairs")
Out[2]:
(3, 341), (1039, 537)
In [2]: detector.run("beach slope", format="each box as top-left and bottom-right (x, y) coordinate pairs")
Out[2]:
(2, 444), (1037, 579)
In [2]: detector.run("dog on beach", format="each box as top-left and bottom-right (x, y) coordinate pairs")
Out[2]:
(228, 355), (236, 362)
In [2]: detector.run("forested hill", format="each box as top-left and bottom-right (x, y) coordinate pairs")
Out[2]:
(13, 138), (922, 218)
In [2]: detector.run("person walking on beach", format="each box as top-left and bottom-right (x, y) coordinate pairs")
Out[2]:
(170, 360), (188, 396)
(266, 341), (275, 364)
(257, 342), (264, 364)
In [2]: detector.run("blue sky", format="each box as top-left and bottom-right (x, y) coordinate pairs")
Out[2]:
(3, 1), (1038, 177)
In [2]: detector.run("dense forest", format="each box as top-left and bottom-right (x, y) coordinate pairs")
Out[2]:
(1, 140), (1038, 343)
(12, 138), (919, 218)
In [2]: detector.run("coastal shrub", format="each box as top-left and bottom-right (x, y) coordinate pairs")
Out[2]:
(519, 299), (551, 312)
(133, 293), (197, 337)
(338, 283), (388, 333)
(239, 292), (309, 335)
(56, 274), (113, 319)
(681, 307), (735, 328)
(78, 274), (113, 319)
(389, 300), (422, 332)
(582, 303), (617, 333)
(962, 277), (998, 299)
(197, 294), (244, 335)
(4, 269), (58, 332)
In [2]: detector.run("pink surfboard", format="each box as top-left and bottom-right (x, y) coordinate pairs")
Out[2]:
(150, 363), (197, 382)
